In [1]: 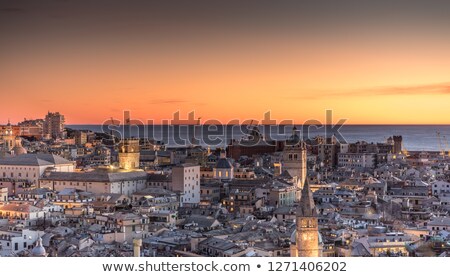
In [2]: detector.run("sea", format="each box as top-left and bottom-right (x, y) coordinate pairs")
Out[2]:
(67, 124), (450, 152)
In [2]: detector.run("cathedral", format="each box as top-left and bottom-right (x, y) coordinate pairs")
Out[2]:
(290, 179), (322, 257)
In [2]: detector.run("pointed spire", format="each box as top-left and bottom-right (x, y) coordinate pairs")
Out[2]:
(297, 178), (316, 217)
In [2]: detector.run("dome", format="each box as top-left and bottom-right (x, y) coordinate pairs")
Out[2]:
(31, 237), (47, 257)
(215, 158), (233, 169)
(12, 145), (27, 155)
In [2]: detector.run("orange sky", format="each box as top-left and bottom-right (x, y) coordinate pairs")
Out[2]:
(1, 1), (450, 124)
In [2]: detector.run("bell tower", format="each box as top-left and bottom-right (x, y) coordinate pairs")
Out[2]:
(118, 138), (140, 170)
(292, 180), (321, 257)
(282, 140), (307, 189)
(3, 120), (16, 152)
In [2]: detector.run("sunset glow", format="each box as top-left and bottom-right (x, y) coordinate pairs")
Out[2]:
(1, 0), (450, 124)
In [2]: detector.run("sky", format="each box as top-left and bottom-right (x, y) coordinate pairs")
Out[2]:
(1, 0), (450, 125)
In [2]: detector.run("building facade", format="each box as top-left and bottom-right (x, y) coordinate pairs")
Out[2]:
(38, 170), (148, 196)
(282, 141), (307, 189)
(43, 112), (65, 139)
(171, 164), (200, 206)
(0, 154), (75, 186)
(337, 153), (376, 169)
(118, 139), (140, 170)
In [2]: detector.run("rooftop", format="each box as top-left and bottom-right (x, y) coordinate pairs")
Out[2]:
(0, 154), (73, 166)
(41, 169), (147, 183)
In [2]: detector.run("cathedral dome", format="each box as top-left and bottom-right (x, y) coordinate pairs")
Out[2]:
(12, 137), (27, 155)
(31, 237), (47, 257)
(12, 145), (27, 155)
(215, 158), (233, 169)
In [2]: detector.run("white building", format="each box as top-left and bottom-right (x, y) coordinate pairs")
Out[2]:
(431, 180), (450, 196)
(38, 170), (147, 196)
(171, 164), (200, 206)
(337, 153), (376, 169)
(0, 154), (75, 186)
(0, 226), (45, 256)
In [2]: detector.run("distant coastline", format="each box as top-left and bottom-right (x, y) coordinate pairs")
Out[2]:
(68, 124), (450, 151)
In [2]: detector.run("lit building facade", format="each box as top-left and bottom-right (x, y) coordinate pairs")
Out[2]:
(291, 180), (322, 257)
(118, 139), (140, 170)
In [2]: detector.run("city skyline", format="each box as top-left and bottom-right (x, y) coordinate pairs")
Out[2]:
(1, 0), (450, 124)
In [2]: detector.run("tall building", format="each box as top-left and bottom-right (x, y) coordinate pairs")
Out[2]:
(75, 131), (88, 145)
(317, 137), (339, 167)
(171, 164), (200, 206)
(282, 141), (307, 189)
(291, 180), (321, 257)
(43, 112), (65, 139)
(393, 135), (403, 154)
(118, 139), (140, 170)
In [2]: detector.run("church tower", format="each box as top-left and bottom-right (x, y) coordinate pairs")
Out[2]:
(282, 140), (307, 190)
(291, 180), (321, 257)
(2, 120), (16, 152)
(118, 139), (140, 170)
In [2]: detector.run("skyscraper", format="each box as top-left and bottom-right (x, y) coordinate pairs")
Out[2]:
(43, 112), (65, 139)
